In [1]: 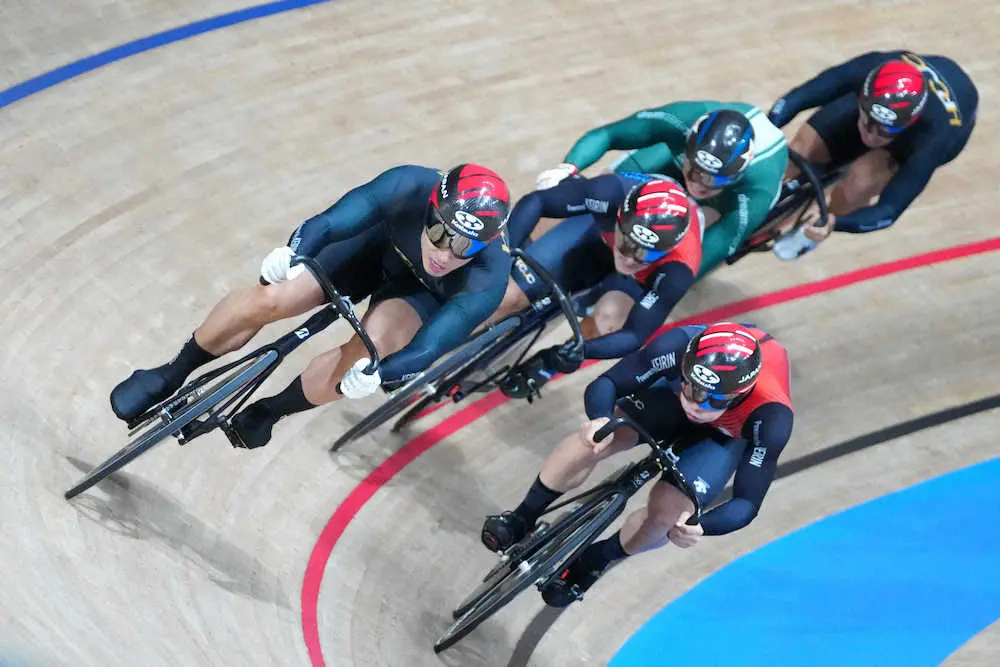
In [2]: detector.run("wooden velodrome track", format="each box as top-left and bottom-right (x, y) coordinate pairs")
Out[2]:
(2, 1), (997, 665)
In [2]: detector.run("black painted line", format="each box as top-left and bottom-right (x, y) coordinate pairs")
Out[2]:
(505, 392), (1000, 667)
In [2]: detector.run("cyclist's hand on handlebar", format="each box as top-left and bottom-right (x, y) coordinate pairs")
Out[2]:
(536, 163), (579, 190)
(260, 246), (306, 285)
(580, 417), (613, 454)
(799, 201), (834, 243)
(340, 359), (381, 399)
(668, 511), (704, 548)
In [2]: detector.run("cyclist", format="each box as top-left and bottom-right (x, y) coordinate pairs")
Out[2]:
(494, 174), (703, 398)
(110, 164), (512, 448)
(481, 322), (793, 607)
(767, 51), (978, 258)
(535, 102), (788, 275)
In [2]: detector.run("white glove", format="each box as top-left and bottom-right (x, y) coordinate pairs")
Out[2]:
(535, 163), (579, 190)
(260, 246), (305, 284)
(340, 358), (382, 399)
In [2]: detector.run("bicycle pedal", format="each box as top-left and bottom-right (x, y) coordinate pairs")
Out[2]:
(176, 418), (216, 445)
(219, 420), (247, 448)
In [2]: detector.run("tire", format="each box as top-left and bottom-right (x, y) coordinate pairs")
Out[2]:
(64, 352), (276, 500)
(390, 392), (438, 433)
(434, 493), (626, 653)
(330, 317), (521, 451)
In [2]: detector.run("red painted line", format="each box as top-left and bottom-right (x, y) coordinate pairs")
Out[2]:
(301, 236), (1000, 666)
(301, 389), (511, 666)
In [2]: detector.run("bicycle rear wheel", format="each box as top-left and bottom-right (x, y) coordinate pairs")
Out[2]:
(64, 352), (276, 499)
(389, 317), (541, 432)
(330, 317), (521, 451)
(434, 492), (625, 653)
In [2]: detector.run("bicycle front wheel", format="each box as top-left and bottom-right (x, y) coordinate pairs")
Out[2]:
(330, 317), (521, 451)
(64, 352), (277, 500)
(434, 493), (626, 653)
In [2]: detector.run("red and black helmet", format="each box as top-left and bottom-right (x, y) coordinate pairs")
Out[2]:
(859, 60), (928, 132)
(681, 323), (762, 399)
(427, 164), (510, 257)
(616, 179), (693, 263)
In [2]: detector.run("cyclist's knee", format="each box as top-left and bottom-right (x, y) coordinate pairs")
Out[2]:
(841, 150), (895, 202)
(590, 291), (632, 336)
(788, 124), (831, 175)
(645, 481), (694, 527)
(255, 275), (323, 322)
(363, 298), (423, 357)
(495, 279), (530, 320)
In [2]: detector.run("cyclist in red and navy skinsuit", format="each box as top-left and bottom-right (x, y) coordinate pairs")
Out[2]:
(496, 172), (704, 397)
(481, 322), (793, 607)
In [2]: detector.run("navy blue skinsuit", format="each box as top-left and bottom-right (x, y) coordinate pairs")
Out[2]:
(770, 50), (978, 232)
(289, 165), (511, 385)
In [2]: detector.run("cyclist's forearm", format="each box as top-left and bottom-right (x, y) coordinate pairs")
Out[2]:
(378, 298), (493, 382)
(833, 204), (899, 233)
(583, 338), (674, 418)
(773, 51), (885, 123)
(564, 127), (614, 171)
(701, 405), (790, 535)
(834, 159), (931, 233)
(700, 497), (758, 535)
(565, 117), (669, 170)
(582, 329), (644, 360)
(506, 192), (545, 249)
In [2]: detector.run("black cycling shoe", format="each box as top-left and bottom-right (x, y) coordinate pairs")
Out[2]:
(498, 358), (553, 401)
(540, 561), (605, 608)
(481, 511), (530, 552)
(228, 403), (277, 449)
(110, 367), (184, 422)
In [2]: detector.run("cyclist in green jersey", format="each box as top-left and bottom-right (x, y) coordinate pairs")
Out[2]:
(536, 102), (788, 275)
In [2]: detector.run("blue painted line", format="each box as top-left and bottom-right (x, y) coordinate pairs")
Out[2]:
(0, 0), (332, 110)
(610, 458), (1000, 667)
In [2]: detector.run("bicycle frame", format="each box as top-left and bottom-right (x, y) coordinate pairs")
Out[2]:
(65, 257), (379, 499)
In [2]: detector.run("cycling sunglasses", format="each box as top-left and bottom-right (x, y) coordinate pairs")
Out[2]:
(614, 223), (669, 264)
(426, 208), (488, 259)
(859, 105), (906, 138)
(683, 159), (737, 190)
(681, 381), (743, 411)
